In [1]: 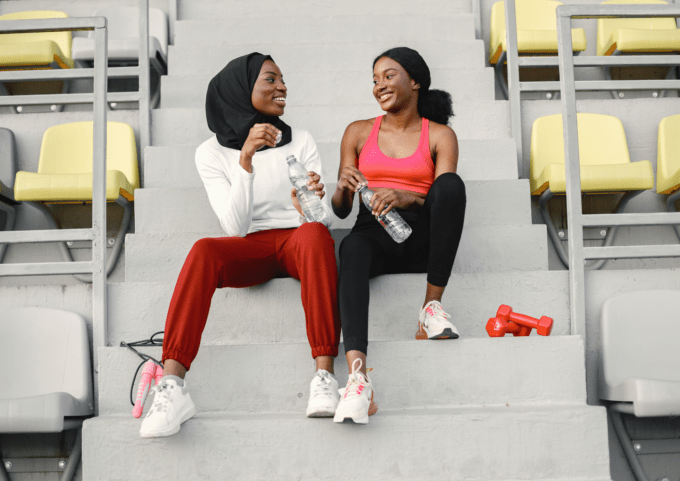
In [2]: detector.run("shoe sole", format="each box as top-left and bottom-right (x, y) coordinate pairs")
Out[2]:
(307, 408), (337, 418)
(140, 402), (197, 439)
(333, 400), (377, 424)
(415, 323), (460, 340)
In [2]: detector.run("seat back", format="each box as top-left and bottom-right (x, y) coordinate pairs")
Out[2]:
(0, 307), (93, 409)
(597, 0), (677, 56)
(491, 0), (563, 35)
(657, 114), (680, 194)
(38, 121), (140, 190)
(0, 11), (72, 59)
(530, 113), (632, 180)
(90, 7), (169, 57)
(0, 128), (16, 191)
(599, 290), (680, 415)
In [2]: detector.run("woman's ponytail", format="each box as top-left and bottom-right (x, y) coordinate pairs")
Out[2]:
(373, 47), (454, 125)
(418, 89), (453, 126)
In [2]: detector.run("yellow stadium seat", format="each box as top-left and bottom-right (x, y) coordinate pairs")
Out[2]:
(530, 113), (654, 268)
(0, 11), (74, 112)
(489, 0), (587, 98)
(14, 121), (139, 280)
(656, 114), (680, 240)
(597, 0), (680, 98)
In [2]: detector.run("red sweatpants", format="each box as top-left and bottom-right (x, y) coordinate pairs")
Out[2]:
(162, 223), (340, 370)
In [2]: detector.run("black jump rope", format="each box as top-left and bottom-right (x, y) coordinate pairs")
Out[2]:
(120, 331), (164, 406)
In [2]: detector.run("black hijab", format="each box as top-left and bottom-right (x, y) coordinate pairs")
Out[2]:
(205, 52), (292, 151)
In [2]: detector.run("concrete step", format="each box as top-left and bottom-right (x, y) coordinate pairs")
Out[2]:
(151, 102), (510, 146)
(106, 270), (571, 345)
(83, 406), (610, 480)
(160, 68), (496, 109)
(133, 181), (531, 234)
(98, 336), (587, 415)
(123, 224), (548, 282)
(173, 16), (476, 46)
(143, 138), (518, 189)
(167, 41), (487, 76)
(178, 0), (472, 20)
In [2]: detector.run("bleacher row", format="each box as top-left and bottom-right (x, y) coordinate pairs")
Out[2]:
(490, 0), (680, 98)
(0, 1), (679, 480)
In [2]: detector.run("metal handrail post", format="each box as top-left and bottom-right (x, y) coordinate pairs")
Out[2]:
(138, 0), (150, 185)
(556, 10), (587, 338)
(473, 0), (482, 39)
(92, 22), (108, 370)
(504, 0), (524, 178)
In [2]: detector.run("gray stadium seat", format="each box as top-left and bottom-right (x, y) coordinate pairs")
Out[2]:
(0, 307), (93, 480)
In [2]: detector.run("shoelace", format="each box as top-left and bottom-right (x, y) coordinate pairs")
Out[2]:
(343, 359), (368, 399)
(311, 371), (333, 397)
(148, 381), (173, 414)
(423, 301), (451, 327)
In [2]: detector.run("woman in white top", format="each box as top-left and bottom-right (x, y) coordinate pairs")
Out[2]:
(140, 53), (341, 438)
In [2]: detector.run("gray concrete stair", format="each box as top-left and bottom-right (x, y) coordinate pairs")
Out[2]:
(178, 0), (472, 19)
(167, 41), (487, 76)
(143, 137), (519, 189)
(133, 181), (532, 233)
(83, 406), (610, 480)
(123, 224), (548, 282)
(151, 103), (510, 146)
(160, 68), (496, 109)
(98, 336), (587, 415)
(106, 270), (571, 345)
(173, 16), (476, 46)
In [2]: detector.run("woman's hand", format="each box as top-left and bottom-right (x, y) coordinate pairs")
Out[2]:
(239, 123), (282, 172)
(337, 165), (367, 193)
(290, 171), (325, 216)
(369, 189), (422, 217)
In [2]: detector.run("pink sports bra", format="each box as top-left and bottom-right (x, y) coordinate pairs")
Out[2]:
(357, 115), (435, 195)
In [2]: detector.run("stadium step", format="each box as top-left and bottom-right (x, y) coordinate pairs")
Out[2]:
(83, 405), (609, 480)
(151, 103), (510, 145)
(123, 224), (549, 282)
(173, 15), (476, 46)
(178, 0), (472, 19)
(143, 137), (519, 189)
(167, 41), (487, 76)
(160, 68), (497, 109)
(98, 336), (587, 415)
(106, 270), (571, 345)
(133, 181), (532, 233)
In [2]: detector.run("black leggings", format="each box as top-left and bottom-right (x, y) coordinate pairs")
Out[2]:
(338, 173), (466, 355)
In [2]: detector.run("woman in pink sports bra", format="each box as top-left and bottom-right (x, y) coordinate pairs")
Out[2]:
(331, 47), (466, 424)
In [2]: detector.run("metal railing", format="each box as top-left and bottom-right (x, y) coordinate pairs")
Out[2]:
(0, 16), (109, 364)
(503, 0), (680, 178)
(554, 3), (680, 336)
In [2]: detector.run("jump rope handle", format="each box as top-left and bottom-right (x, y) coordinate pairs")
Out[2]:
(154, 363), (164, 385)
(132, 360), (157, 418)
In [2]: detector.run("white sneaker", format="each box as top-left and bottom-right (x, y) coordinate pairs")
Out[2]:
(139, 377), (196, 438)
(417, 300), (460, 340)
(333, 359), (377, 424)
(306, 369), (340, 417)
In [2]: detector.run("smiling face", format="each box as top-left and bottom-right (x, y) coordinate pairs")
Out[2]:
(251, 59), (287, 116)
(372, 56), (419, 112)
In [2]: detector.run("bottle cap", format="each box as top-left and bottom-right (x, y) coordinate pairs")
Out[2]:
(285, 155), (296, 163)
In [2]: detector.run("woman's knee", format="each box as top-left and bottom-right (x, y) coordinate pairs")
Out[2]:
(295, 222), (334, 253)
(430, 172), (466, 203)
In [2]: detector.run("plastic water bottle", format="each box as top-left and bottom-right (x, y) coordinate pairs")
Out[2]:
(357, 185), (412, 243)
(286, 155), (330, 226)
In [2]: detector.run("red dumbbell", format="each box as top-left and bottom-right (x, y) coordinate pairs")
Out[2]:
(486, 317), (532, 337)
(496, 305), (553, 336)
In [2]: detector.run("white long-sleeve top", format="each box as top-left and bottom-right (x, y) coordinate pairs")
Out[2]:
(195, 128), (333, 237)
